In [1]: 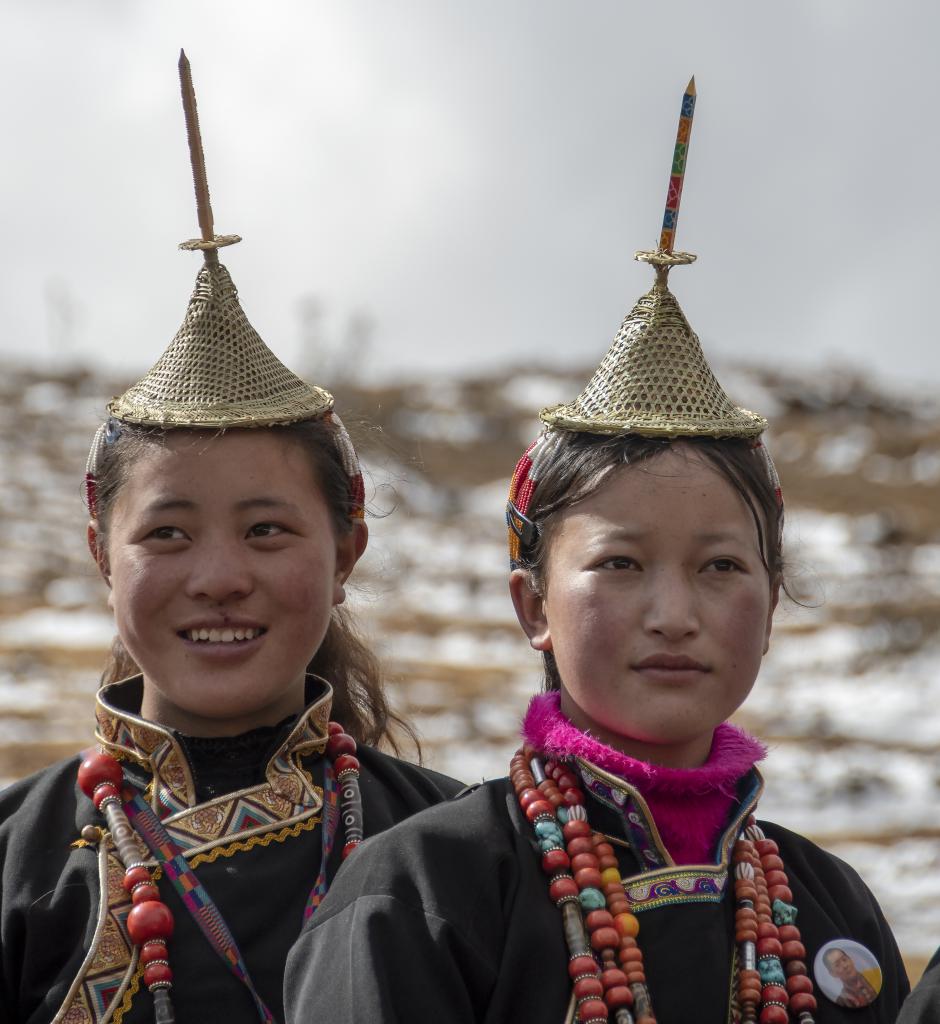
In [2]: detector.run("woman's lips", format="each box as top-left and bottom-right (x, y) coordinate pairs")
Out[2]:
(177, 625), (268, 657)
(632, 653), (709, 680)
(634, 653), (708, 670)
(181, 626), (266, 643)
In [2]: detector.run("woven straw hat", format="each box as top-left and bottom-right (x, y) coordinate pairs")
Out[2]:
(540, 251), (766, 438)
(108, 52), (333, 430)
(108, 256), (333, 428)
(85, 53), (366, 523)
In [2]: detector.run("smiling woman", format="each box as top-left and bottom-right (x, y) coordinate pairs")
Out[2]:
(90, 426), (371, 740)
(0, 58), (459, 1024)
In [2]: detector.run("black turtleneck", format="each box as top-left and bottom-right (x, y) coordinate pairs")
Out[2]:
(179, 718), (296, 803)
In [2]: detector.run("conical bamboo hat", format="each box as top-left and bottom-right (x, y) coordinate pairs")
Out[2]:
(540, 252), (766, 438)
(108, 258), (333, 428)
(108, 51), (333, 430)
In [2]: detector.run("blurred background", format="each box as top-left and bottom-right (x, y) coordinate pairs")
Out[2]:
(2, 0), (938, 976)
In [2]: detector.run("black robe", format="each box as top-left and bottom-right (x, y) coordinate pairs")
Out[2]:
(285, 771), (908, 1024)
(0, 676), (461, 1024)
(898, 950), (940, 1024)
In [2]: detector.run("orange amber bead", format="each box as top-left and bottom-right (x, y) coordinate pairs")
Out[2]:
(614, 912), (640, 938)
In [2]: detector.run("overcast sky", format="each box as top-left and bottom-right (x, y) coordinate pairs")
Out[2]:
(1, 1), (937, 392)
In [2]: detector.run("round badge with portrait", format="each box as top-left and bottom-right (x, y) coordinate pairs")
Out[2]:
(813, 939), (883, 1008)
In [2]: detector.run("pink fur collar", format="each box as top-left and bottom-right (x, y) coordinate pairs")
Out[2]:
(521, 692), (766, 864)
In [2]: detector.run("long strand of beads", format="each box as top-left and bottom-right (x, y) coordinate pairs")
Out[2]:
(732, 820), (817, 1024)
(546, 759), (653, 1024)
(511, 747), (644, 1024)
(732, 855), (762, 1023)
(516, 747), (816, 1024)
(78, 752), (176, 1024)
(326, 722), (363, 860)
(748, 823), (816, 1024)
(510, 749), (611, 1024)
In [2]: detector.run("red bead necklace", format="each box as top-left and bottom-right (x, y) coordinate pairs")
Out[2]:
(78, 720), (361, 1024)
(731, 825), (817, 1024)
(511, 745), (818, 1024)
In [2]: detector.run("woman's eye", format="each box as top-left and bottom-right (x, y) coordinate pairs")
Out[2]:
(247, 522), (285, 538)
(599, 556), (638, 570)
(707, 558), (740, 573)
(148, 526), (185, 541)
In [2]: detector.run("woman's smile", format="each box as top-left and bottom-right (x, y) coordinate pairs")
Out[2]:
(95, 430), (364, 736)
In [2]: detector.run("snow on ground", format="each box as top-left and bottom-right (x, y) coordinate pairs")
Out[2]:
(2, 364), (939, 958)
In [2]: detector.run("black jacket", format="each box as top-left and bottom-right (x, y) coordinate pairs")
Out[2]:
(898, 949), (940, 1024)
(285, 773), (908, 1024)
(0, 677), (460, 1024)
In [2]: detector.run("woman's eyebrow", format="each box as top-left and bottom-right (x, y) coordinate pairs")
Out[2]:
(693, 530), (750, 543)
(142, 498), (196, 514)
(234, 497), (302, 514)
(140, 497), (302, 514)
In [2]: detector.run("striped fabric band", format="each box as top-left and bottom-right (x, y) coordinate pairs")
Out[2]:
(303, 761), (340, 919)
(124, 790), (276, 1023)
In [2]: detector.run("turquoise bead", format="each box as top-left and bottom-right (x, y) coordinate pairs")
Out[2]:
(758, 957), (786, 986)
(557, 807), (569, 825)
(534, 821), (563, 844)
(578, 887), (606, 911)
(771, 898), (798, 925)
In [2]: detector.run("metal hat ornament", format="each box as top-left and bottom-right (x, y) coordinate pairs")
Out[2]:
(507, 78), (778, 566)
(86, 52), (364, 519)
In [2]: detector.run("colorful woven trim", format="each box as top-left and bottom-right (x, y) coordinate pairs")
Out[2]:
(304, 761), (340, 919)
(506, 430), (563, 567)
(506, 430), (783, 566)
(124, 789), (276, 1023)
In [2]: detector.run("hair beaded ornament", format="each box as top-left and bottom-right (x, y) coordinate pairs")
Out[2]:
(84, 50), (365, 523)
(508, 81), (809, 1024)
(77, 53), (367, 1024)
(506, 76), (781, 569)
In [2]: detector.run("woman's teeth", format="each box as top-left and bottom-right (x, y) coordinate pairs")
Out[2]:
(186, 627), (262, 643)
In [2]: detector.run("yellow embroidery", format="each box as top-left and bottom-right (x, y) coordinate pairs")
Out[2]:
(111, 962), (143, 1024)
(190, 814), (321, 867)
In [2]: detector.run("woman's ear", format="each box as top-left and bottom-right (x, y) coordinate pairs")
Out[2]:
(87, 522), (111, 586)
(509, 569), (552, 652)
(763, 580), (781, 655)
(333, 521), (369, 606)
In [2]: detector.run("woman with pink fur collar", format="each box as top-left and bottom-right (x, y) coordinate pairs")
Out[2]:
(286, 251), (907, 1022)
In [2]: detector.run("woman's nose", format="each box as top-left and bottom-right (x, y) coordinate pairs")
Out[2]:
(642, 571), (700, 639)
(184, 541), (254, 603)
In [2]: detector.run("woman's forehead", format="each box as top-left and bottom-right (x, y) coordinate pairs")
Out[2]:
(118, 430), (319, 503)
(556, 451), (757, 536)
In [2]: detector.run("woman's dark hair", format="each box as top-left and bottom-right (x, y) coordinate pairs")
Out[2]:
(514, 432), (785, 691)
(91, 418), (415, 752)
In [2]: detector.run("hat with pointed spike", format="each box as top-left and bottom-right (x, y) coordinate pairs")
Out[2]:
(507, 79), (778, 567)
(539, 250), (766, 438)
(108, 51), (332, 428)
(108, 258), (333, 427)
(86, 53), (363, 519)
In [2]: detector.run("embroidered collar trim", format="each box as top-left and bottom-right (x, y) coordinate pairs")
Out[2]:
(577, 757), (764, 869)
(94, 675), (331, 812)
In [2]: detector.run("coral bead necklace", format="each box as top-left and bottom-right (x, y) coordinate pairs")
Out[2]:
(510, 745), (818, 1024)
(78, 721), (364, 1024)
